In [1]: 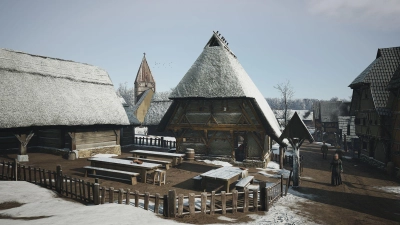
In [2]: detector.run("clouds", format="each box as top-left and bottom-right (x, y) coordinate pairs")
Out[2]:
(306, 0), (400, 30)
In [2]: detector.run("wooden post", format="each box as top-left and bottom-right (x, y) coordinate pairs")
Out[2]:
(126, 188), (130, 205)
(42, 169), (47, 187)
(14, 159), (18, 181)
(189, 193), (195, 216)
(201, 192), (207, 214)
(221, 191), (226, 215)
(6, 162), (10, 180)
(285, 177), (290, 196)
(68, 132), (76, 151)
(22, 165), (26, 181)
(279, 146), (284, 169)
(87, 182), (91, 202)
(38, 167), (42, 186)
(155, 193), (160, 214)
(253, 189), (258, 212)
(288, 170), (293, 189)
(33, 167), (37, 184)
(210, 191), (215, 215)
(48, 171), (52, 189)
(78, 179), (82, 200)
(101, 187), (106, 204)
(280, 175), (284, 197)
(168, 190), (176, 218)
(114, 130), (120, 145)
(163, 194), (168, 217)
(144, 192), (150, 210)
(232, 190), (238, 213)
(178, 194), (184, 216)
(1, 160), (5, 179)
(259, 181), (266, 211)
(161, 137), (164, 148)
(265, 187), (269, 211)
(109, 187), (114, 203)
(244, 188), (249, 212)
(70, 177), (73, 197)
(28, 166), (32, 182)
(94, 183), (100, 205)
(56, 165), (61, 192)
(134, 190), (139, 207)
(64, 176), (68, 196)
(118, 188), (123, 204)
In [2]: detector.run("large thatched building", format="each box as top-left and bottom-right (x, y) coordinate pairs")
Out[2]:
(158, 31), (283, 166)
(0, 48), (131, 159)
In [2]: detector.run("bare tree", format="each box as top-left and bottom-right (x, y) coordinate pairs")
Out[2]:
(116, 82), (135, 107)
(274, 80), (294, 128)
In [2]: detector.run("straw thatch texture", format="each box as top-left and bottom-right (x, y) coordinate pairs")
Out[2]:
(143, 92), (173, 126)
(0, 48), (130, 129)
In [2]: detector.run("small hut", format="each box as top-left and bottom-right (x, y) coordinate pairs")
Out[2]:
(0, 48), (131, 159)
(158, 31), (284, 167)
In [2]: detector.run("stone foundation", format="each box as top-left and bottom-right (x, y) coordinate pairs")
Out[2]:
(77, 145), (121, 158)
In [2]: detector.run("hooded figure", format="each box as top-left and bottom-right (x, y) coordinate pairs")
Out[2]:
(330, 153), (343, 186)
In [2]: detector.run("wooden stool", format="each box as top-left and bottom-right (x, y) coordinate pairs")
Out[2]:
(153, 169), (166, 186)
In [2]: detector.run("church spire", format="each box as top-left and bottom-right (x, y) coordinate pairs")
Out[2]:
(134, 53), (156, 104)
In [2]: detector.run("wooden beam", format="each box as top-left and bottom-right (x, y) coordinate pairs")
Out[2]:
(230, 130), (235, 161)
(167, 124), (263, 131)
(68, 132), (76, 151)
(114, 130), (121, 145)
(15, 131), (34, 155)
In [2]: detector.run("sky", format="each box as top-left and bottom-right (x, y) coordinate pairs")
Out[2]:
(0, 0), (399, 100)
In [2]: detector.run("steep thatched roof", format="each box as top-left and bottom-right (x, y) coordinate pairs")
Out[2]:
(143, 92), (173, 126)
(0, 48), (130, 129)
(279, 112), (314, 143)
(166, 31), (281, 142)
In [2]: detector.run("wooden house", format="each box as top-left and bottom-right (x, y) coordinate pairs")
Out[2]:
(349, 47), (400, 164)
(0, 48), (131, 159)
(158, 31), (284, 166)
(387, 64), (400, 168)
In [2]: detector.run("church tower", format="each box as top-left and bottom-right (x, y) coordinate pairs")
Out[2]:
(134, 53), (156, 104)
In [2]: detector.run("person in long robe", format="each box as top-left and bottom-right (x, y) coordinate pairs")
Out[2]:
(330, 153), (343, 186)
(321, 141), (329, 159)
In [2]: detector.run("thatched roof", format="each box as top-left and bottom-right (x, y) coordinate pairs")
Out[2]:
(279, 112), (314, 143)
(167, 31), (281, 141)
(143, 92), (173, 126)
(0, 48), (130, 129)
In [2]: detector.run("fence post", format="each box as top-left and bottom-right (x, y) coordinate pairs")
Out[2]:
(163, 194), (168, 217)
(168, 190), (176, 218)
(178, 194), (184, 216)
(189, 193), (195, 216)
(161, 137), (165, 148)
(253, 189), (258, 212)
(118, 188), (123, 204)
(201, 192), (207, 214)
(232, 190), (238, 213)
(14, 159), (18, 181)
(93, 183), (100, 205)
(244, 188), (249, 212)
(109, 187), (114, 203)
(265, 187), (269, 211)
(259, 181), (266, 211)
(155, 193), (160, 214)
(126, 188), (130, 205)
(56, 165), (61, 193)
(280, 175), (284, 197)
(285, 177), (290, 196)
(210, 191), (215, 215)
(144, 192), (150, 210)
(101, 187), (106, 204)
(221, 191), (226, 215)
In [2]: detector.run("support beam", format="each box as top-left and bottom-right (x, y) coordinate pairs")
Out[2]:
(68, 132), (76, 150)
(15, 131), (34, 157)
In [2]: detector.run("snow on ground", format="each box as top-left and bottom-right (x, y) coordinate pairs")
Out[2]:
(196, 159), (232, 167)
(374, 186), (400, 195)
(0, 182), (318, 225)
(135, 127), (148, 135)
(257, 161), (291, 178)
(92, 154), (118, 158)
(315, 142), (332, 147)
(342, 156), (352, 160)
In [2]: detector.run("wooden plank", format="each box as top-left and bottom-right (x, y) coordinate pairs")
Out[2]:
(76, 141), (117, 150)
(189, 193), (195, 216)
(253, 189), (258, 212)
(101, 187), (106, 204)
(155, 193), (160, 214)
(259, 181), (266, 211)
(221, 191), (226, 215)
(115, 130), (120, 145)
(168, 190), (176, 217)
(244, 188), (249, 212)
(87, 182), (91, 202)
(75, 135), (117, 145)
(201, 192), (207, 214)
(126, 188), (130, 205)
(144, 192), (150, 210)
(135, 190), (139, 207)
(232, 190), (238, 213)
(118, 188), (123, 204)
(210, 191), (215, 215)
(178, 194), (184, 216)
(75, 130), (116, 139)
(109, 187), (114, 203)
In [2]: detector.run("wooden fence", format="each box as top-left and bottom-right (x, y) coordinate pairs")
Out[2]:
(0, 160), (289, 217)
(134, 137), (176, 149)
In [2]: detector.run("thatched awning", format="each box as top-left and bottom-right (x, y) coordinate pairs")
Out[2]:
(0, 48), (130, 129)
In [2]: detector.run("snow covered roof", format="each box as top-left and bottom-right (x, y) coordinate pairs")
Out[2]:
(0, 48), (130, 129)
(274, 110), (313, 121)
(143, 92), (173, 126)
(167, 31), (282, 142)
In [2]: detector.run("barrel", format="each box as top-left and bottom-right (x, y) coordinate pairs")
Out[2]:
(186, 148), (195, 161)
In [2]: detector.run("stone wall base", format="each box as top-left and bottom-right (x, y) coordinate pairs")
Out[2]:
(77, 145), (121, 158)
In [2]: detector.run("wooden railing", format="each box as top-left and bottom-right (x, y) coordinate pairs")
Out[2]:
(0, 160), (289, 217)
(134, 137), (176, 149)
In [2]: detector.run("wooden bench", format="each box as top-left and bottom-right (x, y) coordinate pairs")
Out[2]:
(127, 157), (172, 170)
(235, 176), (254, 190)
(84, 166), (140, 185)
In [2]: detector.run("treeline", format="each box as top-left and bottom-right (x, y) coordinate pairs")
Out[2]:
(266, 97), (350, 110)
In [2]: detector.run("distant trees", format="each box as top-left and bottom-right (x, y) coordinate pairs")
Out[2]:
(274, 80), (294, 127)
(116, 82), (135, 107)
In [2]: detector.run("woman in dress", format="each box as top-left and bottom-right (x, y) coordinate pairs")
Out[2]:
(330, 153), (343, 186)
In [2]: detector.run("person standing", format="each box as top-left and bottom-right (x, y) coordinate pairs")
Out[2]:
(321, 141), (329, 159)
(330, 153), (343, 186)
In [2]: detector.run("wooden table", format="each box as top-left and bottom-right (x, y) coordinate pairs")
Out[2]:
(87, 157), (161, 183)
(130, 150), (185, 166)
(200, 167), (247, 193)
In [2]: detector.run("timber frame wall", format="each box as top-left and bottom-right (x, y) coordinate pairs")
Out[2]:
(164, 98), (271, 161)
(390, 89), (400, 167)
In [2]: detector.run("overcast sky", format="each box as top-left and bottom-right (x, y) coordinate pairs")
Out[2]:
(1, 0), (399, 100)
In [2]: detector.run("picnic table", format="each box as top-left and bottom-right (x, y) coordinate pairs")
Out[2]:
(200, 167), (247, 193)
(87, 157), (161, 183)
(130, 150), (185, 166)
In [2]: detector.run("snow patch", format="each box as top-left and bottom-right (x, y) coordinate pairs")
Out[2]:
(92, 154), (118, 158)
(315, 142), (332, 146)
(197, 159), (232, 167)
(217, 216), (237, 222)
(374, 186), (400, 195)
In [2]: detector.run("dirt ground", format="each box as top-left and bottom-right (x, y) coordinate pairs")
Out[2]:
(1, 143), (399, 225)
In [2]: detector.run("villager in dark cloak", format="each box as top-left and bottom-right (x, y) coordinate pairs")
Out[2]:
(330, 153), (343, 186)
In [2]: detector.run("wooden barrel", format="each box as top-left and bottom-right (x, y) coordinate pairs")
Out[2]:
(186, 148), (195, 161)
